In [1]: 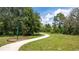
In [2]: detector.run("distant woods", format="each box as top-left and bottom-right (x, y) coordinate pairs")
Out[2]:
(0, 7), (41, 36)
(41, 8), (79, 35)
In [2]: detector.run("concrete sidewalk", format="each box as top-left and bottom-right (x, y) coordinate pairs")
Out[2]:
(0, 33), (49, 51)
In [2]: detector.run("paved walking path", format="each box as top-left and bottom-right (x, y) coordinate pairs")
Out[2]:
(0, 33), (49, 51)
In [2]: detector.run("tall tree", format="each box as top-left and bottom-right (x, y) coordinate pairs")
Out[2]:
(56, 13), (65, 33)
(53, 13), (65, 33)
(63, 8), (79, 35)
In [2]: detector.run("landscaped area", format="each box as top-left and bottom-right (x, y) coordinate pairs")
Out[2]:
(19, 33), (79, 51)
(0, 7), (79, 51)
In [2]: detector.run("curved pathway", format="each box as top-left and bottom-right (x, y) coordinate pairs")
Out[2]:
(0, 33), (49, 51)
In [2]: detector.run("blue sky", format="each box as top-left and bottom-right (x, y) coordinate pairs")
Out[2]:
(33, 7), (71, 15)
(32, 7), (72, 25)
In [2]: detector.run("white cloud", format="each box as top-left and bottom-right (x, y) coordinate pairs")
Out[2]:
(41, 8), (72, 25)
(45, 13), (53, 19)
(41, 13), (53, 25)
(54, 8), (72, 16)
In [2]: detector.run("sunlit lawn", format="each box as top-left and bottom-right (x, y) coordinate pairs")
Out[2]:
(0, 34), (42, 47)
(19, 33), (79, 51)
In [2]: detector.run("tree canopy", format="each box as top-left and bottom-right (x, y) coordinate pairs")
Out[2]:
(52, 8), (79, 35)
(0, 7), (41, 36)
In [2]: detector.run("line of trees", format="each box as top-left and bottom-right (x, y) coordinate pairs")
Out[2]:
(41, 8), (79, 35)
(0, 7), (41, 36)
(0, 7), (79, 36)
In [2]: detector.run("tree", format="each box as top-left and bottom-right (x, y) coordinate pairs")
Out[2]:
(52, 16), (58, 33)
(0, 7), (41, 36)
(53, 13), (65, 33)
(41, 24), (52, 32)
(0, 18), (4, 35)
(56, 13), (65, 33)
(63, 8), (79, 35)
(21, 8), (41, 35)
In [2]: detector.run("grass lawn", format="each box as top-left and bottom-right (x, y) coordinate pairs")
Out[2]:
(19, 33), (79, 51)
(0, 33), (42, 47)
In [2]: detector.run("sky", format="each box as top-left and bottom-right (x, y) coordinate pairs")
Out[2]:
(33, 7), (72, 25)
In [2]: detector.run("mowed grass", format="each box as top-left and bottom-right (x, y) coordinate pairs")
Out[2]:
(0, 34), (42, 47)
(19, 33), (79, 51)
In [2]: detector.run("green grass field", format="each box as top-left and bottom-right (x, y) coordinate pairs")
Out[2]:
(0, 34), (41, 47)
(19, 33), (79, 51)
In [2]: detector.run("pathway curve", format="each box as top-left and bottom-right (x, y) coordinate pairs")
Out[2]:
(0, 33), (49, 51)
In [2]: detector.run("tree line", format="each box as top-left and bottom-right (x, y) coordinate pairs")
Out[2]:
(0, 7), (79, 36)
(0, 7), (41, 36)
(41, 8), (79, 35)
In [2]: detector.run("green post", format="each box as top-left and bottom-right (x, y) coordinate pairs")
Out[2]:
(16, 26), (19, 40)
(16, 19), (21, 40)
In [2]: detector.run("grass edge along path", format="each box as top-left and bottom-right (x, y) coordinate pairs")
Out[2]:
(0, 33), (49, 51)
(0, 33), (43, 47)
(19, 33), (79, 51)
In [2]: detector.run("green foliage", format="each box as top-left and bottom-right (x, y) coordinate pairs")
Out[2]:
(0, 7), (41, 36)
(56, 13), (65, 21)
(52, 8), (79, 35)
(41, 24), (52, 33)
(53, 13), (65, 33)
(63, 8), (79, 35)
